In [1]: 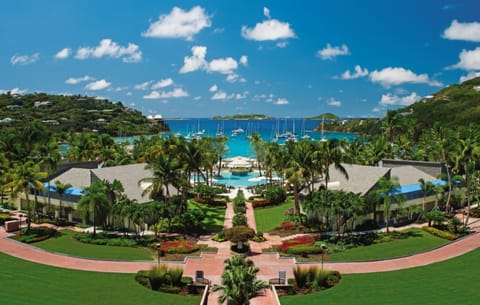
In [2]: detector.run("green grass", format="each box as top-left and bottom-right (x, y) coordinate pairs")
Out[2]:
(327, 228), (450, 261)
(188, 200), (225, 233)
(281, 248), (480, 305)
(32, 230), (155, 261)
(0, 253), (200, 305)
(254, 199), (293, 233)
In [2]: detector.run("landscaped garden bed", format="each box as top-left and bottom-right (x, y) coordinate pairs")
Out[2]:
(11, 227), (57, 243)
(263, 228), (454, 262)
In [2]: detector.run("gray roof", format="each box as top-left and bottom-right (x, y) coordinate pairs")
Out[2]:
(308, 164), (390, 195)
(49, 168), (91, 189)
(50, 163), (179, 204)
(389, 165), (438, 186)
(91, 163), (153, 203)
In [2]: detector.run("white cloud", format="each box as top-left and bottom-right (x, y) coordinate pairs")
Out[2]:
(209, 84), (218, 92)
(134, 81), (153, 90)
(142, 6), (211, 40)
(451, 47), (480, 70)
(65, 75), (94, 84)
(194, 96), (202, 100)
(339, 65), (369, 79)
(180, 45), (244, 77)
(460, 71), (480, 83)
(10, 53), (40, 65)
(327, 97), (342, 107)
(274, 98), (289, 105)
(276, 41), (288, 48)
(241, 9), (295, 41)
(443, 19), (480, 42)
(179, 46), (208, 73)
(0, 87), (27, 95)
(75, 39), (142, 63)
(85, 79), (111, 90)
(211, 90), (229, 100)
(208, 57), (238, 74)
(143, 88), (189, 99)
(263, 7), (271, 19)
(151, 78), (174, 89)
(317, 44), (349, 60)
(239, 55), (248, 66)
(55, 48), (71, 59)
(369, 67), (442, 87)
(235, 92), (248, 100)
(379, 92), (421, 106)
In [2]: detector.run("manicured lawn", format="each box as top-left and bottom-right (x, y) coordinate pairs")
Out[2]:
(281, 248), (480, 305)
(254, 199), (294, 233)
(32, 230), (154, 261)
(189, 200), (225, 233)
(0, 253), (200, 305)
(327, 228), (450, 261)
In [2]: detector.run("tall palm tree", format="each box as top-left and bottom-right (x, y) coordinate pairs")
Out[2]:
(54, 180), (72, 219)
(375, 176), (403, 234)
(316, 139), (349, 190)
(418, 178), (434, 213)
(38, 140), (62, 215)
(77, 180), (109, 237)
(212, 255), (269, 305)
(7, 161), (47, 232)
(103, 179), (124, 228)
(454, 126), (480, 226)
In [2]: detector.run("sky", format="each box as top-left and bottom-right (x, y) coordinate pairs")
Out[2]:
(1, 0), (480, 118)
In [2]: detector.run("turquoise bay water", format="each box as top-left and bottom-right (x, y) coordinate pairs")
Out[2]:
(116, 118), (356, 158)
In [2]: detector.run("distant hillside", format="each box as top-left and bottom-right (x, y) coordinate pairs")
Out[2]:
(400, 77), (480, 130)
(0, 93), (168, 136)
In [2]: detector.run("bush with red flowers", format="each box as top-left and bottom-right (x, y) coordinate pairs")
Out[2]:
(159, 240), (200, 254)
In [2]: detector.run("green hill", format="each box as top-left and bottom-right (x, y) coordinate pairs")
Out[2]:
(400, 77), (480, 130)
(0, 93), (168, 136)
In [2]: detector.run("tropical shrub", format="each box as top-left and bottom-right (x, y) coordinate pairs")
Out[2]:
(14, 227), (56, 243)
(0, 212), (13, 225)
(263, 185), (287, 204)
(73, 232), (143, 247)
(232, 214), (248, 227)
(224, 226), (255, 242)
(293, 266), (341, 291)
(145, 264), (184, 292)
(422, 226), (457, 240)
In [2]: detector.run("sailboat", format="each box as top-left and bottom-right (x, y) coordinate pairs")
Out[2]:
(319, 116), (327, 142)
(301, 118), (312, 140)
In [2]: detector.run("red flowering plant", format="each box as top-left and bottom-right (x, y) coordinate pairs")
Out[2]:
(159, 240), (200, 254)
(278, 235), (316, 252)
(280, 221), (295, 231)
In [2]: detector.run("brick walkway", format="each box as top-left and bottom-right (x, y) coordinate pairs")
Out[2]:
(1, 206), (479, 305)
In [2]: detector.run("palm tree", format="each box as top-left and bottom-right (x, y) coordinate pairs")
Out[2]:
(77, 180), (109, 237)
(54, 180), (72, 219)
(7, 161), (47, 232)
(212, 255), (269, 305)
(375, 176), (403, 234)
(418, 178), (434, 213)
(454, 126), (480, 226)
(38, 140), (62, 216)
(316, 139), (349, 190)
(103, 179), (124, 228)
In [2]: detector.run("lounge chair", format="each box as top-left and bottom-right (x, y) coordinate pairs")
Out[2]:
(195, 270), (211, 285)
(269, 271), (286, 285)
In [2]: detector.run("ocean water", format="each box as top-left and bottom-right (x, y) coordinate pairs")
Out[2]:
(164, 118), (356, 158)
(116, 118), (357, 158)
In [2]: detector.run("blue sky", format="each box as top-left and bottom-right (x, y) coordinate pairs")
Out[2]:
(1, 0), (480, 118)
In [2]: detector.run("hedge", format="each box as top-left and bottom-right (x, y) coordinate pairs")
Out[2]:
(422, 226), (458, 240)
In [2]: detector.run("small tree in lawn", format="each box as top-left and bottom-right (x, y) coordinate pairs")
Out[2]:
(225, 226), (255, 251)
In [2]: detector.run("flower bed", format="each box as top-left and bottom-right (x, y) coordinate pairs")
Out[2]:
(160, 240), (200, 254)
(278, 235), (317, 252)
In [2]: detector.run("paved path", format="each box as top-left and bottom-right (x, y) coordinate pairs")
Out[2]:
(1, 210), (480, 305)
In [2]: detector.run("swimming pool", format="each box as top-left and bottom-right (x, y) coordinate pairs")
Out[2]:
(213, 171), (269, 188)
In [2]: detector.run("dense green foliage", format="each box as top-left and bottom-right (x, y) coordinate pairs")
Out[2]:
(0, 92), (168, 136)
